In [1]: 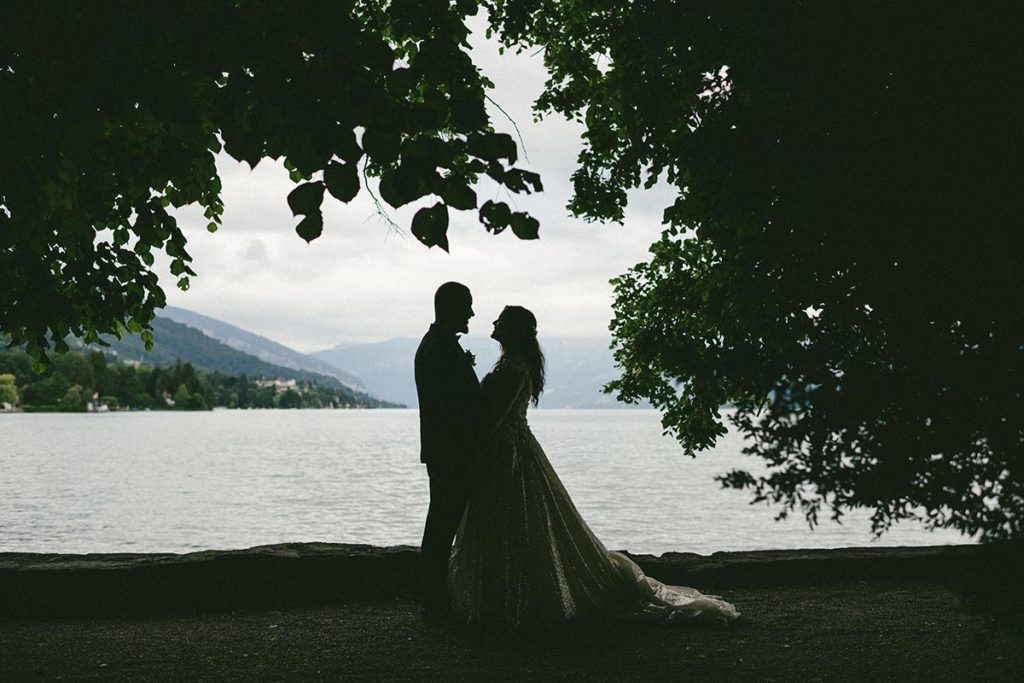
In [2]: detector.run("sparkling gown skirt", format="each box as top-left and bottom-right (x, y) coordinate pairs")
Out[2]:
(448, 421), (740, 628)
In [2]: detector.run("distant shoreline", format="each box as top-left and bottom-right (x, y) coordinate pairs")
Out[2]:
(1, 405), (402, 414)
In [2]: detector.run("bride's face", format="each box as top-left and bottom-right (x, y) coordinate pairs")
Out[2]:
(490, 311), (511, 343)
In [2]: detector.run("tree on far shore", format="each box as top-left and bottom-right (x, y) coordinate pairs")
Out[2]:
(57, 385), (87, 412)
(0, 373), (18, 407)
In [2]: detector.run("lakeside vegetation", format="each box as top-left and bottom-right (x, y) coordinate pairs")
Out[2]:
(0, 348), (382, 412)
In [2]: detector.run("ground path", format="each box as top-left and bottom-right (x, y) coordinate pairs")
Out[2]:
(2, 544), (1020, 681)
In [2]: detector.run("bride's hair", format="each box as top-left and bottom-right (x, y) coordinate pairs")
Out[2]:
(497, 305), (545, 406)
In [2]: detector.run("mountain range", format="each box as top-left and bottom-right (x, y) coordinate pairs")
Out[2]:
(91, 316), (396, 407)
(312, 335), (641, 409)
(96, 307), (641, 409)
(159, 306), (366, 390)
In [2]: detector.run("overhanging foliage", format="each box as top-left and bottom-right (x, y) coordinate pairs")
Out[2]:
(5, 1), (1022, 540)
(490, 1), (1024, 539)
(1, 0), (541, 365)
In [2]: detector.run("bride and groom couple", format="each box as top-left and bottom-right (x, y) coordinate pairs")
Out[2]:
(415, 282), (740, 628)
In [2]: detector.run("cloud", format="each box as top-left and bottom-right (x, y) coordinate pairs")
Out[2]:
(243, 239), (268, 263)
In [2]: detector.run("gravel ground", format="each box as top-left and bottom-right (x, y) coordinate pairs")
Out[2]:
(2, 579), (1020, 681)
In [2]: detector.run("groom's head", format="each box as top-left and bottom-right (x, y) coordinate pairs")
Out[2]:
(434, 281), (474, 335)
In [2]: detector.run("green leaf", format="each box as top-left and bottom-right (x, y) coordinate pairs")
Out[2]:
(361, 128), (401, 163)
(335, 129), (364, 164)
(207, 222), (218, 233)
(467, 132), (517, 163)
(378, 172), (412, 209)
(510, 212), (540, 240)
(402, 137), (448, 165)
(379, 162), (437, 209)
(451, 89), (488, 130)
(324, 161), (360, 202)
(479, 200), (512, 234)
(440, 178), (477, 210)
(222, 127), (264, 168)
(504, 169), (544, 194)
(287, 182), (326, 217)
(296, 212), (324, 243)
(284, 138), (328, 178)
(386, 67), (417, 95)
(411, 203), (450, 251)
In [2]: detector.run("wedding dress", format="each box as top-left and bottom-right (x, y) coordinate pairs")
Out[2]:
(448, 355), (740, 628)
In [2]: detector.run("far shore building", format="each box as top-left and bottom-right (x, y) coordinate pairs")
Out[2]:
(87, 392), (111, 412)
(255, 378), (301, 394)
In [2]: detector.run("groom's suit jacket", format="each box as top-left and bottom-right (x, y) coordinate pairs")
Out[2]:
(415, 324), (482, 469)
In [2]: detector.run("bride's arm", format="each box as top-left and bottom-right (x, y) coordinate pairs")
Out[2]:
(479, 364), (527, 439)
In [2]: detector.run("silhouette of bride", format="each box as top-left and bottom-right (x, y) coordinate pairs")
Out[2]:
(448, 305), (740, 627)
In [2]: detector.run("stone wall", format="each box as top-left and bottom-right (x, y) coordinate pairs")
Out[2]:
(0, 543), (989, 619)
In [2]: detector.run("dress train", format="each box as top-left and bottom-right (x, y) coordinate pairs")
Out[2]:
(448, 357), (739, 628)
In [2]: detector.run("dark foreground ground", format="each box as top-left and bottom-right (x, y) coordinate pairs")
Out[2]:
(1, 544), (1021, 681)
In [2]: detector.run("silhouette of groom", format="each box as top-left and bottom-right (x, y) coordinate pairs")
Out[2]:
(415, 281), (481, 620)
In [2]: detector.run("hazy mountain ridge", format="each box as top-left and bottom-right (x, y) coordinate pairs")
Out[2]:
(93, 317), (399, 408)
(312, 338), (421, 410)
(313, 334), (645, 409)
(159, 307), (366, 391)
(92, 306), (641, 409)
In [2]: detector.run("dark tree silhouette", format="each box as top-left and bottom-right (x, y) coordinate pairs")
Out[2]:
(491, 1), (1024, 539)
(2, 1), (541, 364)
(5, 1), (1022, 539)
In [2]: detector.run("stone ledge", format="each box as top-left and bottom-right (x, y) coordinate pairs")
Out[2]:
(0, 543), (991, 619)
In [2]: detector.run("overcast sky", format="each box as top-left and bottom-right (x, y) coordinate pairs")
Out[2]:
(159, 22), (674, 354)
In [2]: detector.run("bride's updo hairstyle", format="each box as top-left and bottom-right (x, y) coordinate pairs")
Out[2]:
(498, 305), (545, 406)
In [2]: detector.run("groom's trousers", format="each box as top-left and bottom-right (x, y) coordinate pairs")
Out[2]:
(421, 461), (470, 614)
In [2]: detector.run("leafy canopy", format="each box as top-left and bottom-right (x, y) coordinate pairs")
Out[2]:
(489, 1), (1024, 540)
(1, 0), (541, 366)
(6, 1), (1023, 540)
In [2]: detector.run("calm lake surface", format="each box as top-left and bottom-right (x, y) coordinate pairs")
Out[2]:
(1, 410), (970, 555)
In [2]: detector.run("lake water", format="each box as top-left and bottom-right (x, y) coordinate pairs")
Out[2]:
(0, 410), (970, 555)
